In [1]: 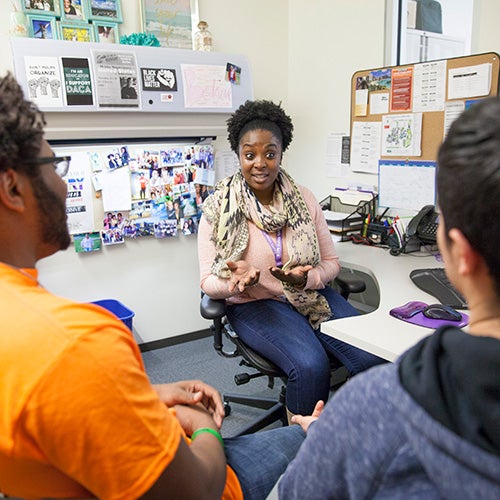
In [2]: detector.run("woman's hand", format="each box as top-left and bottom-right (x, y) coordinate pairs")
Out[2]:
(153, 380), (225, 428)
(290, 400), (325, 433)
(226, 260), (260, 292)
(269, 264), (313, 289)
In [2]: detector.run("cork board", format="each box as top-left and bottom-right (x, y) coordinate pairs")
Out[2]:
(350, 52), (500, 164)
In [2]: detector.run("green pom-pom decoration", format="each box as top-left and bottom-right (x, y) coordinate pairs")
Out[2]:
(119, 32), (160, 47)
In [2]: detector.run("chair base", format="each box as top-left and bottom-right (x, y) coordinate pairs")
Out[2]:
(223, 386), (287, 436)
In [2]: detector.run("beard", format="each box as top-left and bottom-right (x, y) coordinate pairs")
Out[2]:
(31, 175), (71, 252)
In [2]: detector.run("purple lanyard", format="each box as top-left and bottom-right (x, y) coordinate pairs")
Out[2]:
(261, 229), (283, 267)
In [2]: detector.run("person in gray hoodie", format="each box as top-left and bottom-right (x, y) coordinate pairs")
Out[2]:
(279, 97), (500, 499)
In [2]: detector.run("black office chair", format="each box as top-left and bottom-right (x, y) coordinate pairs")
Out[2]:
(200, 275), (366, 436)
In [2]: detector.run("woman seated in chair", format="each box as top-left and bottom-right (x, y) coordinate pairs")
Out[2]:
(198, 100), (385, 419)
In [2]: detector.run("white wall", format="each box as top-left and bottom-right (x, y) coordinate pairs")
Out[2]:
(286, 0), (386, 197)
(2, 0), (500, 343)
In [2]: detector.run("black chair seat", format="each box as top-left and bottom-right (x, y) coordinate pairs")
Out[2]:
(200, 276), (365, 436)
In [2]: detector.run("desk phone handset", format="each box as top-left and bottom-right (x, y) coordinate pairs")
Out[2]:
(407, 205), (439, 244)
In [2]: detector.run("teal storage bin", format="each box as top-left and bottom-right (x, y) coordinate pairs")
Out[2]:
(91, 299), (135, 331)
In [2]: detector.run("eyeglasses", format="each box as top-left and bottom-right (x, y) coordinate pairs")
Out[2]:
(25, 156), (71, 178)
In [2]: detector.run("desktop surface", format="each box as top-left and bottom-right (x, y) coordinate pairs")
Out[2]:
(322, 243), (454, 362)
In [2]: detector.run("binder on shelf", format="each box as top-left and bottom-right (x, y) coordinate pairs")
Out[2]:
(320, 189), (377, 242)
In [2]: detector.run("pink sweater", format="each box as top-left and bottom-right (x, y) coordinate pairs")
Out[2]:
(198, 185), (341, 304)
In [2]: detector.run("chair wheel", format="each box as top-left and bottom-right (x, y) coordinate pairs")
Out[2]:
(224, 402), (231, 417)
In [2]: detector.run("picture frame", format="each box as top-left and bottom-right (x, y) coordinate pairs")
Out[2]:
(59, 22), (95, 42)
(140, 0), (199, 49)
(27, 14), (58, 39)
(23, 0), (60, 16)
(88, 0), (123, 23)
(59, 0), (87, 22)
(93, 20), (120, 44)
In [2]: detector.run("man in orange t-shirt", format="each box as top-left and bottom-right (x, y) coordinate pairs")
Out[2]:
(0, 73), (304, 499)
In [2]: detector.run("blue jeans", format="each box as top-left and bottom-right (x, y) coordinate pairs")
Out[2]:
(227, 287), (385, 414)
(224, 424), (305, 500)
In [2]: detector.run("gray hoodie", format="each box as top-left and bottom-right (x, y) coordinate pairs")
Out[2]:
(279, 327), (500, 499)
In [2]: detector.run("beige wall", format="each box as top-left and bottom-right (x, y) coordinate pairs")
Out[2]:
(473, 0), (500, 55)
(1, 0), (499, 342)
(1, 0), (289, 343)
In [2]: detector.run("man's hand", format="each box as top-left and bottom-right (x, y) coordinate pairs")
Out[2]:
(153, 380), (225, 428)
(226, 260), (260, 292)
(291, 400), (325, 432)
(174, 403), (221, 436)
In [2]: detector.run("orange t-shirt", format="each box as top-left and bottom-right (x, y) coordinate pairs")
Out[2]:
(0, 264), (242, 500)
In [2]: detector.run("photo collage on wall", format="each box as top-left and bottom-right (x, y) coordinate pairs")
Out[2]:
(58, 141), (215, 254)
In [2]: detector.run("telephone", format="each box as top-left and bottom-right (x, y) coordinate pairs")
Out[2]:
(407, 205), (439, 244)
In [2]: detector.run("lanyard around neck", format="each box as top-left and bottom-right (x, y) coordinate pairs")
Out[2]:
(261, 229), (283, 267)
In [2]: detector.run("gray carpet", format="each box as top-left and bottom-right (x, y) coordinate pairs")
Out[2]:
(141, 335), (284, 437)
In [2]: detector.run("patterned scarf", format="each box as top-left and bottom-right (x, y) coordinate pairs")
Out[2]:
(202, 169), (332, 329)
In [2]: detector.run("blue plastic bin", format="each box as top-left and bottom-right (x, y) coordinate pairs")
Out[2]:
(91, 299), (135, 331)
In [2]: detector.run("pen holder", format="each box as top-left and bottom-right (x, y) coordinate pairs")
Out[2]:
(366, 221), (390, 244)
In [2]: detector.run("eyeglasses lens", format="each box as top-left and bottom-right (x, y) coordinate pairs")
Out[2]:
(55, 158), (70, 178)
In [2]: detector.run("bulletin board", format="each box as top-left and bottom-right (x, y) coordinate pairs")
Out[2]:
(10, 37), (252, 114)
(350, 52), (500, 210)
(350, 52), (500, 163)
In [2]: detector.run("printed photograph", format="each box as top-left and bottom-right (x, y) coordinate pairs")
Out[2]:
(118, 145), (131, 166)
(225, 63), (241, 85)
(356, 76), (370, 90)
(192, 145), (215, 186)
(101, 228), (124, 246)
(89, 0), (122, 22)
(130, 171), (150, 201)
(95, 22), (119, 43)
(27, 15), (57, 39)
(368, 69), (392, 91)
(60, 0), (86, 21)
(74, 232), (102, 253)
(160, 147), (184, 166)
(102, 211), (126, 231)
(154, 220), (177, 239)
(24, 0), (59, 16)
(106, 151), (122, 170)
(181, 216), (198, 235)
(120, 76), (138, 100)
(60, 23), (94, 42)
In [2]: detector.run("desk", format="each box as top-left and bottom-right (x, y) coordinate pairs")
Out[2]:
(322, 243), (444, 362)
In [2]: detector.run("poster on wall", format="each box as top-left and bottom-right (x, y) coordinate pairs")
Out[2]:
(92, 50), (140, 108)
(24, 56), (64, 107)
(140, 0), (198, 49)
(141, 68), (178, 92)
(61, 57), (94, 106)
(181, 64), (232, 108)
(61, 151), (95, 235)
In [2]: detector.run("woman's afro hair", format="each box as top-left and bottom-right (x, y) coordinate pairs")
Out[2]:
(226, 100), (294, 154)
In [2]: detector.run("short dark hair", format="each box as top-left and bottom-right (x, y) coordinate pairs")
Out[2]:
(0, 73), (45, 174)
(437, 97), (500, 293)
(226, 100), (293, 154)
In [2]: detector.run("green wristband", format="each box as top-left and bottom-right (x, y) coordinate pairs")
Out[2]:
(191, 427), (224, 448)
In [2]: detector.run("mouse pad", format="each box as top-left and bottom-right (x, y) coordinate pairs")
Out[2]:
(390, 302), (469, 329)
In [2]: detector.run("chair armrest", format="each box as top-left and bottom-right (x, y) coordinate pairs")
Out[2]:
(334, 275), (366, 299)
(200, 293), (238, 358)
(200, 293), (226, 319)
